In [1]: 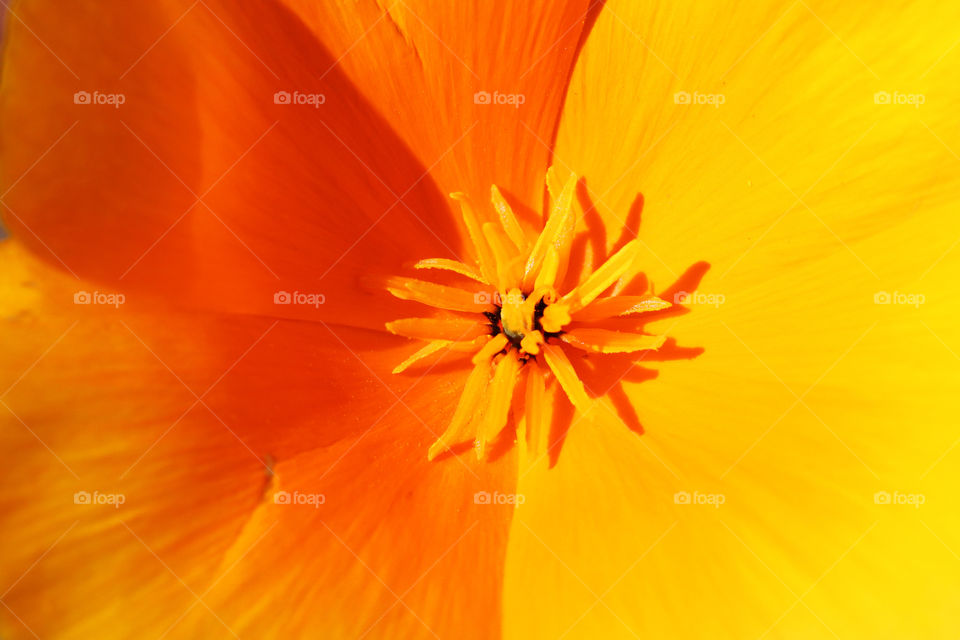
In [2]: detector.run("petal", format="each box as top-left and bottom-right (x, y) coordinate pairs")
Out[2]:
(276, 0), (596, 211)
(505, 2), (960, 637)
(0, 1), (467, 330)
(0, 240), (518, 638)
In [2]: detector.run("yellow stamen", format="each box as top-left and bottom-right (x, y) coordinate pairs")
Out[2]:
(561, 329), (666, 354)
(499, 287), (531, 342)
(540, 303), (571, 333)
(428, 358), (491, 461)
(386, 317), (488, 341)
(545, 165), (564, 203)
(472, 333), (509, 364)
(490, 185), (528, 251)
(523, 362), (546, 457)
(520, 330), (544, 355)
(572, 294), (671, 321)
(415, 258), (486, 284)
(522, 172), (577, 290)
(393, 340), (450, 374)
(476, 352), (522, 459)
(540, 343), (591, 411)
(482, 222), (522, 292)
(388, 167), (677, 463)
(452, 192), (498, 285)
(387, 277), (493, 313)
(534, 245), (560, 291)
(564, 239), (641, 312)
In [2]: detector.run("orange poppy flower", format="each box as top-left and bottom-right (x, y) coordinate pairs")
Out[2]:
(2, 1), (959, 639)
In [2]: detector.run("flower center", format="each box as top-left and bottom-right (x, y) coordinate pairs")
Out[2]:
(385, 167), (672, 461)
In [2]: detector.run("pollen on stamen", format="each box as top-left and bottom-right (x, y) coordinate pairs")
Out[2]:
(385, 168), (672, 462)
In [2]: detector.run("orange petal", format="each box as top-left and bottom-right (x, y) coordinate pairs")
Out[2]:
(0, 0), (462, 331)
(277, 0), (595, 213)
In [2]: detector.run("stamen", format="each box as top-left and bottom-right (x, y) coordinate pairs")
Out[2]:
(540, 343), (591, 412)
(387, 277), (492, 313)
(388, 167), (676, 462)
(428, 358), (491, 461)
(386, 317), (488, 341)
(572, 294), (671, 321)
(522, 172), (577, 290)
(523, 362), (546, 457)
(452, 192), (497, 285)
(393, 340), (451, 374)
(564, 239), (641, 312)
(476, 352), (522, 459)
(414, 258), (485, 283)
(561, 329), (666, 354)
(490, 185), (528, 252)
(472, 333), (509, 364)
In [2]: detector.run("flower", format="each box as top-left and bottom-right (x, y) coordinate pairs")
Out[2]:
(1, 1), (959, 639)
(385, 167), (673, 461)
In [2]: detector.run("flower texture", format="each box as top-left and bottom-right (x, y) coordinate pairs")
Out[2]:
(1, 1), (959, 639)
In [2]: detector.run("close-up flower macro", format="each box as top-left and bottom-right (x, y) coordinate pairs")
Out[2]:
(2, 1), (960, 638)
